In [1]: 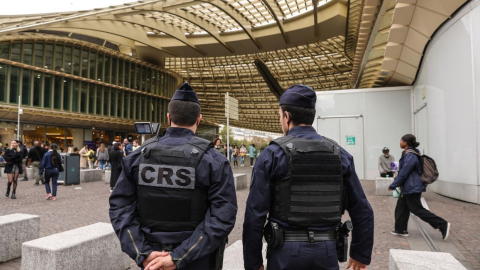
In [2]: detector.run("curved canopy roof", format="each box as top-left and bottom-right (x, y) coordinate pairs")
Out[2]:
(0, 0), (469, 132)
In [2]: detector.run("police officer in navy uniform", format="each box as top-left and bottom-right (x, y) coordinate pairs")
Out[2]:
(243, 84), (374, 270)
(110, 82), (238, 270)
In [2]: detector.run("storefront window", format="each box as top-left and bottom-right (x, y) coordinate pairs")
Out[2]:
(23, 125), (45, 146)
(46, 126), (66, 151)
(22, 69), (32, 106)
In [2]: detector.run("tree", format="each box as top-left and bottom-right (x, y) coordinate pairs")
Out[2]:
(219, 126), (234, 145)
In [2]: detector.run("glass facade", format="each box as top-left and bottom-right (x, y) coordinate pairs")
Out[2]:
(0, 41), (176, 123)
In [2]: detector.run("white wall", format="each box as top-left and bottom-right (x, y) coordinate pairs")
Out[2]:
(412, 0), (480, 204)
(313, 87), (413, 180)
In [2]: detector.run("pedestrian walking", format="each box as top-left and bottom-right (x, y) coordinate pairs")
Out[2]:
(109, 82), (237, 270)
(249, 144), (256, 167)
(27, 141), (43, 186)
(4, 140), (23, 199)
(79, 145), (88, 169)
(123, 138), (133, 155)
(19, 141), (29, 181)
(108, 143), (123, 192)
(389, 134), (450, 239)
(87, 146), (95, 169)
(96, 143), (109, 170)
(240, 144), (247, 166)
(243, 84), (374, 270)
(40, 143), (62, 201)
(213, 138), (223, 154)
(233, 145), (239, 166)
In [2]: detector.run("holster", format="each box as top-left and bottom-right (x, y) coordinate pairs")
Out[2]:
(211, 237), (228, 270)
(336, 233), (348, 262)
(263, 221), (284, 249)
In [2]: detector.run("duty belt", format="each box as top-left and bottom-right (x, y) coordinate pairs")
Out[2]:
(283, 230), (336, 243)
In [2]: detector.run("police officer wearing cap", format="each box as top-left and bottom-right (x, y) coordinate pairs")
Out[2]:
(110, 82), (238, 270)
(243, 84), (374, 270)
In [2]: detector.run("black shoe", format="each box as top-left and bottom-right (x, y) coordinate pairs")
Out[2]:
(440, 223), (450, 240)
(391, 230), (409, 237)
(21, 178), (28, 181)
(5, 188), (10, 197)
(11, 193), (16, 199)
(34, 183), (39, 186)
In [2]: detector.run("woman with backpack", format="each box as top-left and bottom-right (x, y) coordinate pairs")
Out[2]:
(389, 134), (450, 240)
(87, 146), (95, 169)
(40, 143), (62, 201)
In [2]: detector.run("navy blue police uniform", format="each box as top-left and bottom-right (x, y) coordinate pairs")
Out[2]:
(110, 83), (238, 270)
(243, 85), (374, 270)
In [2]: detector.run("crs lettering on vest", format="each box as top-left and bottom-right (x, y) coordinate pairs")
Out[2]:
(138, 164), (195, 190)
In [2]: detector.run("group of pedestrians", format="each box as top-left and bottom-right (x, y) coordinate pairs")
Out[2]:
(213, 138), (257, 167)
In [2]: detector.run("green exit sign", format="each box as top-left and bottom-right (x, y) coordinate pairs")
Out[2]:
(346, 136), (355, 145)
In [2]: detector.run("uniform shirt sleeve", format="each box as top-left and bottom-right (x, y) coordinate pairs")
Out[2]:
(389, 153), (416, 190)
(109, 152), (154, 267)
(169, 150), (237, 269)
(342, 150), (374, 265)
(242, 146), (279, 270)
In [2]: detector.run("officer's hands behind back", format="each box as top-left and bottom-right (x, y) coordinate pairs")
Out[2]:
(346, 257), (367, 270)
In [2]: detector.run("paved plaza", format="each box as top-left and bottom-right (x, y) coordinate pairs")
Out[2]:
(0, 166), (479, 269)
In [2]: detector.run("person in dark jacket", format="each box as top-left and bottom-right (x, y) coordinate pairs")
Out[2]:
(109, 82), (237, 270)
(243, 85), (374, 270)
(389, 134), (450, 239)
(19, 140), (29, 181)
(123, 138), (133, 156)
(108, 142), (124, 192)
(4, 140), (23, 199)
(28, 141), (43, 186)
(40, 143), (62, 201)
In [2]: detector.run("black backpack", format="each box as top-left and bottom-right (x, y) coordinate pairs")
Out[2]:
(406, 150), (439, 185)
(88, 152), (95, 160)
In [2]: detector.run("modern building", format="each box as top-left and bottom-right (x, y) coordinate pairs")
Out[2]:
(1, 0), (479, 204)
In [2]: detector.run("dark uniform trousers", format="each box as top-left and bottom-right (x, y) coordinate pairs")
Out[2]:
(267, 241), (339, 270)
(395, 192), (447, 232)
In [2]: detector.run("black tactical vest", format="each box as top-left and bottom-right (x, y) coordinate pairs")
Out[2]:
(137, 136), (213, 232)
(270, 135), (344, 227)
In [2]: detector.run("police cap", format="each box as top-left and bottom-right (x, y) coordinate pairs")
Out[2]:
(279, 84), (316, 108)
(171, 82), (199, 104)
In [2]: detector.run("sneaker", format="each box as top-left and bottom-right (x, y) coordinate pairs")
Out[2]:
(46, 194), (52, 200)
(440, 223), (451, 240)
(391, 230), (409, 237)
(51, 196), (56, 201)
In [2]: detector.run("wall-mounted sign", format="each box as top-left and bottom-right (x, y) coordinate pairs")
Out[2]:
(346, 136), (356, 145)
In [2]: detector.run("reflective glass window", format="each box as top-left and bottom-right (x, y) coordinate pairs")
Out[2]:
(22, 69), (32, 105)
(80, 82), (87, 113)
(110, 88), (116, 116)
(34, 43), (44, 68)
(0, 64), (7, 102)
(89, 50), (96, 80)
(130, 93), (135, 119)
(141, 66), (146, 91)
(63, 78), (71, 110)
(33, 72), (42, 106)
(104, 56), (111, 83)
(123, 91), (129, 118)
(135, 64), (141, 90)
(146, 68), (151, 92)
(23, 44), (33, 65)
(111, 57), (117, 85)
(82, 48), (89, 78)
(45, 44), (54, 70)
(11, 44), (21, 62)
(73, 47), (80, 76)
(97, 53), (104, 82)
(103, 87), (109, 116)
(44, 74), (52, 108)
(137, 94), (142, 120)
(54, 76), (62, 109)
(88, 84), (95, 114)
(64, 46), (72, 74)
(117, 90), (123, 117)
(118, 59), (124, 87)
(96, 86), (103, 115)
(0, 44), (9, 59)
(55, 44), (63, 71)
(72, 80), (80, 112)
(10, 66), (20, 103)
